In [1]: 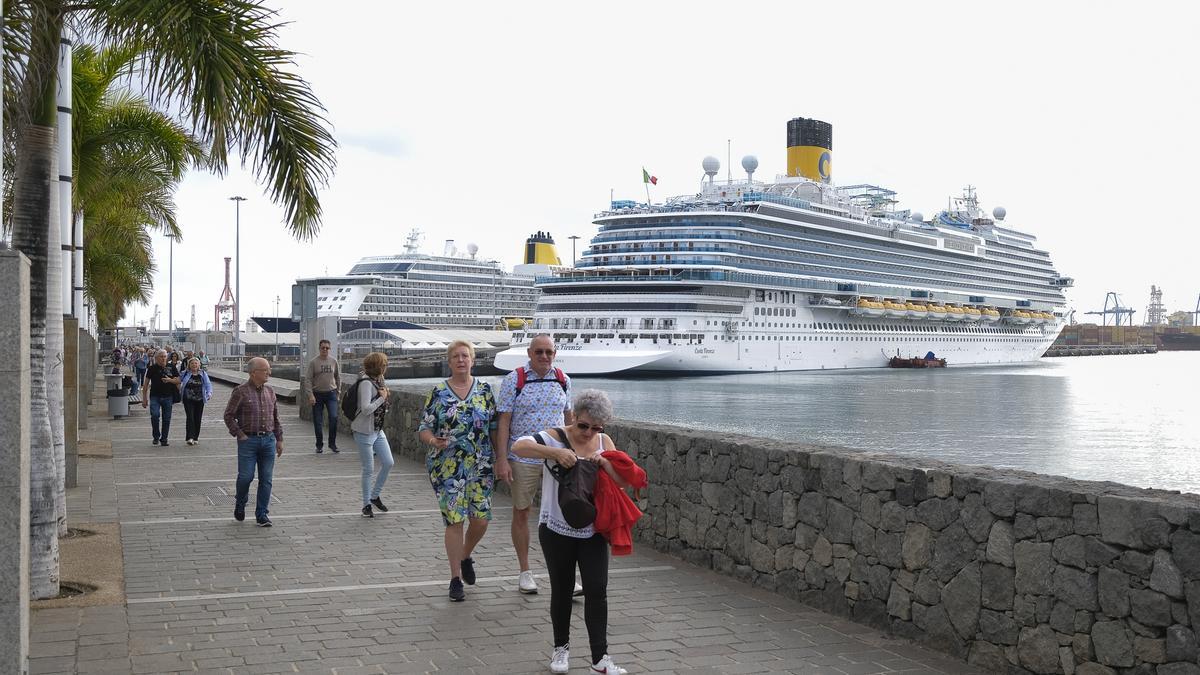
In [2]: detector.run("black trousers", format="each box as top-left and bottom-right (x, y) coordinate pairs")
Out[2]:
(538, 524), (610, 664)
(183, 399), (204, 441)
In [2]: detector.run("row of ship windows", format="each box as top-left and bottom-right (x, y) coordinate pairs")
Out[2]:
(588, 251), (1053, 298)
(590, 234), (1052, 286)
(584, 254), (1062, 301)
(737, 322), (1040, 335)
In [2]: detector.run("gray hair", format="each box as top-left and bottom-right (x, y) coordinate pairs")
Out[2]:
(572, 389), (613, 425)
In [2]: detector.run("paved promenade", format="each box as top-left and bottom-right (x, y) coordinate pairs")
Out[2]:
(29, 376), (982, 674)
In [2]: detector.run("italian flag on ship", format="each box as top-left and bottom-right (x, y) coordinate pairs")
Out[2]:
(642, 168), (658, 185)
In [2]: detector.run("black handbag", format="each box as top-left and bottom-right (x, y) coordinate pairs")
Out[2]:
(537, 428), (598, 529)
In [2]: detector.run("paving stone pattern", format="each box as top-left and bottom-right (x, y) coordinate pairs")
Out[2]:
(30, 377), (982, 674)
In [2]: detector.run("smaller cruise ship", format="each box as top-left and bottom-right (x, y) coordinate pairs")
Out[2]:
(296, 231), (555, 331)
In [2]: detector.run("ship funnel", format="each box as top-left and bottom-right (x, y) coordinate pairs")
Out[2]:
(786, 117), (832, 183)
(524, 230), (562, 266)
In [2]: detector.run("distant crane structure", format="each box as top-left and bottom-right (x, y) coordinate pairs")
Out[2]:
(213, 256), (236, 331)
(1145, 285), (1166, 326)
(1084, 292), (1136, 326)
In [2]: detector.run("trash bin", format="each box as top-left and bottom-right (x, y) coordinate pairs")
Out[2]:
(105, 373), (129, 418)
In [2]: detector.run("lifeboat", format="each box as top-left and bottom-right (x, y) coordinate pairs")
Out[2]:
(1036, 311), (1054, 324)
(982, 307), (1001, 322)
(926, 303), (948, 320)
(884, 300), (908, 318)
(906, 302), (929, 319)
(963, 306), (983, 322)
(1012, 311), (1032, 324)
(945, 305), (966, 321)
(853, 298), (885, 318)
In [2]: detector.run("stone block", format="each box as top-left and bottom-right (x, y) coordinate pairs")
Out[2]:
(886, 583), (911, 620)
(1054, 564), (1099, 611)
(1018, 625), (1062, 674)
(1091, 620), (1134, 667)
(984, 481), (1018, 517)
(1130, 589), (1173, 627)
(1075, 664), (1116, 675)
(1098, 566), (1131, 618)
(1098, 496), (1165, 550)
(1054, 534), (1087, 569)
(987, 520), (1016, 567)
(1171, 529), (1200, 581)
(1150, 550), (1184, 599)
(960, 492), (995, 543)
(1157, 664), (1200, 675)
(901, 523), (932, 570)
(826, 500), (854, 544)
(1165, 624), (1198, 662)
(1015, 541), (1054, 595)
(880, 500), (907, 532)
(1132, 636), (1166, 663)
(942, 562), (981, 639)
(916, 497), (958, 531)
(980, 608), (1020, 644)
(932, 522), (976, 581)
(982, 563), (1015, 610)
(1074, 503), (1100, 535)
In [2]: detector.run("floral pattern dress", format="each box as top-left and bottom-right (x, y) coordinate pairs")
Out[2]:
(418, 378), (498, 525)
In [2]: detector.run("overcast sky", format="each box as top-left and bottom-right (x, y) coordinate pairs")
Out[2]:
(128, 0), (1200, 330)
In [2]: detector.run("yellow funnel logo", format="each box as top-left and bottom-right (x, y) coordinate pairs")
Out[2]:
(787, 146), (832, 183)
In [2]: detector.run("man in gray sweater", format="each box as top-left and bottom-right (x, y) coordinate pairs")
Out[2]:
(304, 339), (341, 453)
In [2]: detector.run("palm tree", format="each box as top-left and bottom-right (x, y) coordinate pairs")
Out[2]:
(5, 0), (337, 598)
(73, 43), (205, 327)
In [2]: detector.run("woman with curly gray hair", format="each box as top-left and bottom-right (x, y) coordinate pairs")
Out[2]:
(511, 388), (631, 675)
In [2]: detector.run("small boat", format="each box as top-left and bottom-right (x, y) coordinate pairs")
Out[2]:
(963, 306), (983, 322)
(906, 302), (929, 319)
(883, 300), (908, 318)
(888, 354), (948, 368)
(853, 298), (886, 317)
(926, 303), (948, 320)
(945, 305), (966, 321)
(982, 307), (1001, 322)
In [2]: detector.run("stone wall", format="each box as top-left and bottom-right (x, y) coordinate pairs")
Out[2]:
(367, 387), (1200, 675)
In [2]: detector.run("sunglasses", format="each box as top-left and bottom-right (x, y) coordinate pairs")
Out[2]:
(575, 421), (604, 434)
(531, 348), (555, 356)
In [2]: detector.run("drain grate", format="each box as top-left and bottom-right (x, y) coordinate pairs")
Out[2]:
(157, 484), (228, 498)
(207, 494), (281, 506)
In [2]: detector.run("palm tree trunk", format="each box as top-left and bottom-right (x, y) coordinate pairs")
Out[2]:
(10, 122), (62, 599)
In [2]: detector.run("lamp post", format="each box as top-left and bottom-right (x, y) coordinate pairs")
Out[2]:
(230, 196), (246, 358)
(568, 235), (580, 265)
(274, 295), (280, 360)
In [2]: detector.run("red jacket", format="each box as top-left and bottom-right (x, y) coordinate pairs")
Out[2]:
(594, 450), (648, 556)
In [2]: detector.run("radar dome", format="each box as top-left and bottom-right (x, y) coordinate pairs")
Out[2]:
(910, 212), (925, 223)
(702, 156), (720, 175)
(466, 242), (479, 258)
(992, 206), (1007, 221)
(741, 155), (759, 173)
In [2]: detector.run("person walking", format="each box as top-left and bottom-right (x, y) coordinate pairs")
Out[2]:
(198, 350), (210, 370)
(417, 340), (505, 602)
(496, 334), (577, 595)
(303, 339), (341, 453)
(511, 389), (631, 675)
(132, 348), (149, 395)
(180, 357), (213, 445)
(223, 357), (284, 527)
(351, 352), (394, 518)
(141, 349), (180, 446)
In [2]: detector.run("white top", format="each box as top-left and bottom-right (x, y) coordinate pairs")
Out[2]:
(349, 377), (387, 435)
(519, 430), (606, 539)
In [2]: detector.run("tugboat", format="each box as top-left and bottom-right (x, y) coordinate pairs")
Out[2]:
(887, 350), (947, 368)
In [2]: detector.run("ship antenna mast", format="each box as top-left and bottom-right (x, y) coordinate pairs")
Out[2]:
(403, 229), (423, 254)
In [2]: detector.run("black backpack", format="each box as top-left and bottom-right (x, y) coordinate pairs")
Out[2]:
(536, 428), (599, 529)
(340, 376), (373, 421)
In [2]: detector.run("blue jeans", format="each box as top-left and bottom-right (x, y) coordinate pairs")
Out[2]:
(235, 435), (277, 520)
(312, 390), (338, 448)
(354, 430), (395, 506)
(149, 394), (174, 442)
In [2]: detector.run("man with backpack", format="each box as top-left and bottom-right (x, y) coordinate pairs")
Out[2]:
(303, 339), (341, 453)
(496, 334), (576, 595)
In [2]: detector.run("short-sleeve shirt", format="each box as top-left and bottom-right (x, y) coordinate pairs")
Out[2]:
(497, 363), (572, 465)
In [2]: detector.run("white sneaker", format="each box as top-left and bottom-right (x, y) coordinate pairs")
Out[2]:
(519, 570), (539, 594)
(549, 644), (569, 673)
(573, 580), (584, 597)
(589, 654), (627, 674)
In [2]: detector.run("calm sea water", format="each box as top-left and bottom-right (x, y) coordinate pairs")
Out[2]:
(396, 351), (1200, 494)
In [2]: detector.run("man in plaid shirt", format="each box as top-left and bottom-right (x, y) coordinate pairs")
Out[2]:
(224, 357), (285, 527)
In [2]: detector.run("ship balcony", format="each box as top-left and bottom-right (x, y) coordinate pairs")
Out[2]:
(1052, 276), (1075, 288)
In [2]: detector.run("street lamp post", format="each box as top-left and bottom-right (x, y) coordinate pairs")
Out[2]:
(168, 233), (174, 337)
(568, 235), (580, 265)
(230, 196), (247, 358)
(274, 295), (280, 360)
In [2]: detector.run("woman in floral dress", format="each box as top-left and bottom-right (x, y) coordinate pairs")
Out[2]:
(417, 340), (505, 602)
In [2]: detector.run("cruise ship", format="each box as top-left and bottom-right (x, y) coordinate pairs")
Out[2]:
(297, 231), (552, 331)
(496, 117), (1073, 374)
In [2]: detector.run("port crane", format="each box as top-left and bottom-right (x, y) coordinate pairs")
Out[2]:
(1084, 292), (1136, 326)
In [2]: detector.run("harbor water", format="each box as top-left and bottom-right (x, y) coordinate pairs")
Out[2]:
(395, 351), (1200, 495)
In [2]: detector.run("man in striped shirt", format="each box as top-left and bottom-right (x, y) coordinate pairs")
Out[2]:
(223, 357), (285, 527)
